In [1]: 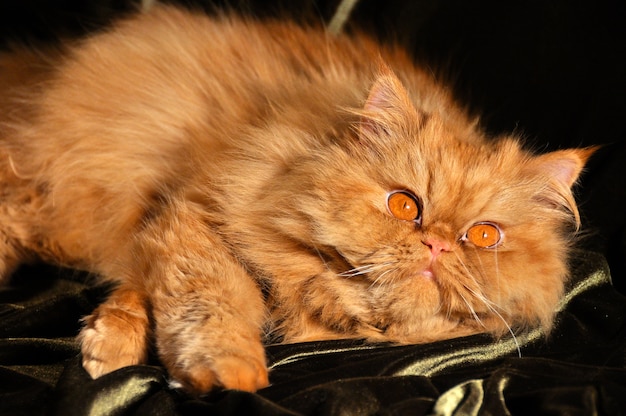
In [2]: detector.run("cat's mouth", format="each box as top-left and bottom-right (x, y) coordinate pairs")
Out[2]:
(330, 245), (440, 287)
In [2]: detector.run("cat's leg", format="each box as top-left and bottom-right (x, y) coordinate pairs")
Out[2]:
(81, 203), (268, 393)
(126, 199), (268, 394)
(78, 285), (150, 378)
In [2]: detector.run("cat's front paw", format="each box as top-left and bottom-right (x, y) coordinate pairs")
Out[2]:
(159, 325), (269, 394)
(171, 352), (269, 394)
(78, 290), (149, 378)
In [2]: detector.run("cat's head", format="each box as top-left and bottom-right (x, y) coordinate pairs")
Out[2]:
(289, 66), (594, 343)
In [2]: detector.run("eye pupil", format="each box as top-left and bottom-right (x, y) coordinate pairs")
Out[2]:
(466, 223), (501, 248)
(387, 191), (420, 222)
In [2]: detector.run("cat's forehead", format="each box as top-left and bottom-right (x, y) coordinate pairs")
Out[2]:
(378, 132), (532, 221)
(384, 123), (521, 183)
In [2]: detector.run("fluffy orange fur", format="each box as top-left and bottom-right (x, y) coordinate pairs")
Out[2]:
(0, 5), (593, 394)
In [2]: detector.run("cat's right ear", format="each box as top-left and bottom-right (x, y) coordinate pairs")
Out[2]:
(356, 65), (422, 146)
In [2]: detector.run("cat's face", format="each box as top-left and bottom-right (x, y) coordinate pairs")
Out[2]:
(296, 70), (592, 341)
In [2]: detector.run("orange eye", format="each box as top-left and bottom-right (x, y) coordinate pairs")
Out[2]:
(387, 191), (421, 222)
(465, 222), (502, 248)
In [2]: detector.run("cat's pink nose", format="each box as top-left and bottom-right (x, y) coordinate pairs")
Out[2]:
(422, 238), (451, 257)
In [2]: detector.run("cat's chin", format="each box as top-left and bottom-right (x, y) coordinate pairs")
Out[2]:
(417, 269), (435, 280)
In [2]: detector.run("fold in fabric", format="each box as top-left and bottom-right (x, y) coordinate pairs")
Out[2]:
(1, 251), (625, 415)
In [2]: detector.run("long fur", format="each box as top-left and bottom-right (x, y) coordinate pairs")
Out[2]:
(0, 5), (593, 393)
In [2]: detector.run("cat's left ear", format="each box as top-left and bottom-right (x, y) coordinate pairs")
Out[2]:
(529, 146), (598, 225)
(358, 64), (422, 143)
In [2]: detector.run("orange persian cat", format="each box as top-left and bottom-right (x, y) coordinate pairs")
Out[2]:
(0, 5), (593, 394)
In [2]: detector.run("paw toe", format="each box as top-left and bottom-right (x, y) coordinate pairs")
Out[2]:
(174, 355), (269, 394)
(213, 355), (269, 392)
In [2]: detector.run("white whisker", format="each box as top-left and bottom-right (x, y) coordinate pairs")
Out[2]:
(339, 265), (373, 276)
(432, 299), (444, 315)
(339, 263), (382, 277)
(444, 301), (452, 321)
(458, 292), (484, 327)
(493, 246), (501, 305)
(314, 247), (333, 274)
(368, 267), (395, 289)
(487, 304), (521, 358)
(453, 251), (522, 358)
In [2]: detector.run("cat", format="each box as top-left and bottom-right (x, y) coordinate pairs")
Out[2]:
(0, 4), (594, 394)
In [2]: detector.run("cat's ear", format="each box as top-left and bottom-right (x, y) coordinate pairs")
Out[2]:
(358, 64), (422, 142)
(533, 147), (597, 188)
(529, 146), (597, 225)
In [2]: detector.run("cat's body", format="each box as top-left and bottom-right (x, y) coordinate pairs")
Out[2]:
(0, 5), (592, 393)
